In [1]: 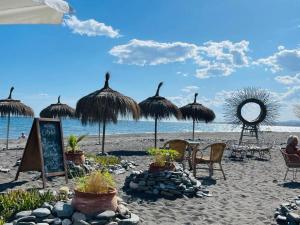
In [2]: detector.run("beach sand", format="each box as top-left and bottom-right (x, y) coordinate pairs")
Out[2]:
(0, 131), (299, 225)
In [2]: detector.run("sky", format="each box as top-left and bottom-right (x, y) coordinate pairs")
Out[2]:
(1, 0), (300, 122)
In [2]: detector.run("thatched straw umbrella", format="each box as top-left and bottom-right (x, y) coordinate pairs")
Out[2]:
(40, 96), (75, 119)
(76, 72), (140, 154)
(139, 82), (181, 148)
(0, 87), (34, 150)
(180, 93), (215, 140)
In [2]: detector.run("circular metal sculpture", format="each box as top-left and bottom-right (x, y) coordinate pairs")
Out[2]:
(224, 87), (279, 144)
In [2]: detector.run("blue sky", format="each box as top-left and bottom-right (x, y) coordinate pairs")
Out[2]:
(1, 0), (300, 121)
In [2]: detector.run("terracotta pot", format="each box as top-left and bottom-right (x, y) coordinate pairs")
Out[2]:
(65, 151), (85, 165)
(72, 188), (118, 215)
(149, 162), (175, 173)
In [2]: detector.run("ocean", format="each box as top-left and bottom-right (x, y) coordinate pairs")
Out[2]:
(1, 117), (300, 140)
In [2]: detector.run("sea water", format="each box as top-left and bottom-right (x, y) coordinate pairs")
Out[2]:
(0, 117), (300, 140)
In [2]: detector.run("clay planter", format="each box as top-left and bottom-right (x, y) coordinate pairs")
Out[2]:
(149, 162), (175, 173)
(72, 188), (118, 215)
(65, 151), (85, 165)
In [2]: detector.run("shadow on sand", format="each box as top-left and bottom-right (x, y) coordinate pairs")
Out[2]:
(279, 181), (300, 189)
(0, 181), (28, 192)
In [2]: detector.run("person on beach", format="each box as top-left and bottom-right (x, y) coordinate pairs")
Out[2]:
(18, 132), (26, 139)
(286, 135), (300, 155)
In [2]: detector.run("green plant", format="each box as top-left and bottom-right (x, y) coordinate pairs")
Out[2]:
(75, 170), (116, 194)
(0, 189), (59, 223)
(147, 148), (179, 167)
(67, 134), (86, 152)
(85, 153), (121, 167)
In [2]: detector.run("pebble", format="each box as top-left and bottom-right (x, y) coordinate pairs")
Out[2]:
(15, 211), (33, 219)
(74, 220), (90, 225)
(53, 202), (74, 218)
(32, 208), (51, 218)
(118, 213), (140, 225)
(89, 220), (107, 225)
(72, 212), (86, 222)
(16, 222), (36, 225)
(53, 218), (62, 225)
(41, 203), (53, 211)
(61, 219), (71, 225)
(96, 210), (116, 220)
(36, 223), (49, 225)
(13, 216), (36, 225)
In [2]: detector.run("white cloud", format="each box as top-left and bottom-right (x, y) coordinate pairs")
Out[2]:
(181, 86), (199, 93)
(64, 16), (120, 38)
(109, 39), (250, 78)
(275, 73), (300, 85)
(177, 71), (188, 77)
(109, 39), (198, 66)
(256, 47), (300, 73)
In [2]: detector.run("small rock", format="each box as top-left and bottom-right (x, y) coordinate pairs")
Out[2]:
(129, 182), (138, 190)
(36, 223), (49, 225)
(74, 220), (90, 225)
(96, 210), (116, 220)
(15, 211), (33, 219)
(72, 212), (86, 222)
(32, 208), (51, 218)
(53, 202), (74, 218)
(53, 218), (62, 225)
(41, 203), (53, 211)
(61, 219), (71, 225)
(16, 222), (36, 225)
(4, 223), (13, 225)
(276, 215), (287, 222)
(118, 213), (139, 225)
(106, 223), (118, 225)
(287, 212), (300, 222)
(89, 220), (107, 225)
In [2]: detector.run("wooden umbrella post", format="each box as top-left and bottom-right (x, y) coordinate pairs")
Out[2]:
(98, 122), (101, 145)
(102, 120), (106, 154)
(6, 113), (10, 150)
(192, 118), (195, 141)
(154, 116), (158, 149)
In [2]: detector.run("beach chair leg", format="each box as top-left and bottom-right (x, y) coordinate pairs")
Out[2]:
(284, 168), (289, 180)
(193, 163), (196, 177)
(219, 163), (226, 180)
(208, 163), (213, 177)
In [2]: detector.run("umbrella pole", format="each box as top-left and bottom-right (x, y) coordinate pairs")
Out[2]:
(154, 116), (158, 148)
(102, 120), (106, 154)
(98, 122), (101, 145)
(6, 113), (10, 150)
(192, 119), (195, 141)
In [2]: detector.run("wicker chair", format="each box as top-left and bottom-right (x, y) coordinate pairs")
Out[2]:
(162, 139), (192, 169)
(280, 148), (300, 180)
(192, 143), (226, 180)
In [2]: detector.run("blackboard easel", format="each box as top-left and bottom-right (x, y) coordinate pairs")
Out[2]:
(15, 118), (68, 188)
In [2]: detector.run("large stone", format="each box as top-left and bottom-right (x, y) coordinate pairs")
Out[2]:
(95, 211), (116, 220)
(32, 208), (51, 218)
(276, 215), (287, 222)
(118, 213), (139, 225)
(15, 211), (33, 219)
(61, 219), (71, 225)
(13, 216), (36, 225)
(72, 212), (86, 222)
(287, 212), (300, 222)
(53, 202), (74, 218)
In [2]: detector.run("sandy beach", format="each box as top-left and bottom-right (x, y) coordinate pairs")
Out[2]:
(0, 131), (299, 225)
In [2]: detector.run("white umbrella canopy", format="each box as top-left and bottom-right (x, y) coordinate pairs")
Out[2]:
(0, 0), (69, 24)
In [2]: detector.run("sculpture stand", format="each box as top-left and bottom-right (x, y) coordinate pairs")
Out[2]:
(239, 123), (259, 145)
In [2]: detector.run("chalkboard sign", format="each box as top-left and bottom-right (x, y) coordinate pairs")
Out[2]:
(15, 118), (68, 188)
(39, 120), (65, 175)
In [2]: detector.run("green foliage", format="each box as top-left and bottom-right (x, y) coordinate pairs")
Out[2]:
(0, 219), (4, 225)
(147, 148), (179, 166)
(86, 153), (121, 167)
(67, 134), (86, 152)
(75, 170), (116, 194)
(0, 189), (58, 222)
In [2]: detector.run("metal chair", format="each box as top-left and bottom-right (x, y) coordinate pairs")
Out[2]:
(280, 148), (300, 180)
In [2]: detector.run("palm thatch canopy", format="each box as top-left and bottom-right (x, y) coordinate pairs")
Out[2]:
(76, 72), (140, 153)
(40, 96), (75, 119)
(139, 82), (181, 148)
(180, 93), (215, 140)
(0, 87), (34, 150)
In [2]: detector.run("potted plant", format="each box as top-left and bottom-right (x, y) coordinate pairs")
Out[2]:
(147, 148), (179, 173)
(65, 134), (86, 165)
(72, 170), (118, 215)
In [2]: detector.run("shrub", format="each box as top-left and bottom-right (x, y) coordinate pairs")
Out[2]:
(0, 189), (58, 222)
(67, 134), (86, 152)
(147, 148), (179, 167)
(86, 154), (121, 167)
(75, 170), (116, 194)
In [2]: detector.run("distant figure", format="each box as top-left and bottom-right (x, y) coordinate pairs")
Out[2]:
(286, 135), (300, 156)
(19, 132), (26, 140)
